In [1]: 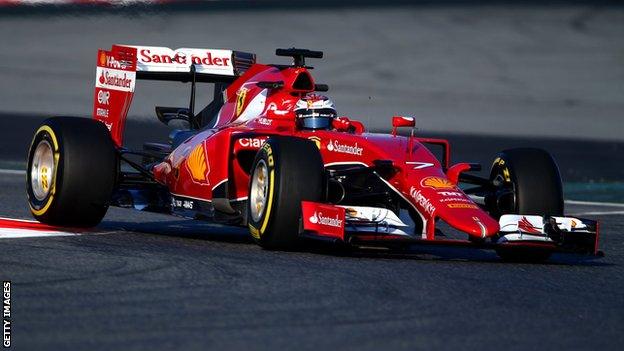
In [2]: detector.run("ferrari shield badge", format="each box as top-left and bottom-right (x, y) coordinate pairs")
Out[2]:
(235, 87), (249, 117)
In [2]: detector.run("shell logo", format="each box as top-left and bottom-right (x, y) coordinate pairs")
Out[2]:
(186, 143), (209, 184)
(99, 52), (106, 66)
(421, 176), (455, 189)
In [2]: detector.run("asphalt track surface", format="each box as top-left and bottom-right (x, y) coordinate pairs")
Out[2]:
(1, 165), (624, 350)
(1, 3), (624, 350)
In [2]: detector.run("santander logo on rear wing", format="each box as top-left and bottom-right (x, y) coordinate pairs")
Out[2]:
(133, 46), (235, 76)
(92, 44), (256, 146)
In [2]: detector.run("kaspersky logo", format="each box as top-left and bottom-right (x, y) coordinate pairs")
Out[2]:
(309, 212), (343, 228)
(409, 186), (436, 215)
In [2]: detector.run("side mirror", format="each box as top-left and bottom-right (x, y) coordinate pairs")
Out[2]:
(391, 115), (415, 136)
(155, 106), (192, 129)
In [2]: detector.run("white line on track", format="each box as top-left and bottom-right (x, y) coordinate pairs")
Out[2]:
(0, 169), (26, 175)
(565, 200), (624, 208)
(570, 211), (624, 216)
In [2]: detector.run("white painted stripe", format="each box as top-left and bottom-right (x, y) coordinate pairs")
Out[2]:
(0, 228), (78, 239)
(565, 200), (624, 208)
(0, 216), (36, 222)
(0, 169), (26, 175)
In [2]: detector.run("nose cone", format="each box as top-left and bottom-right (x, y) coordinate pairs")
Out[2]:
(440, 206), (500, 238)
(405, 173), (500, 239)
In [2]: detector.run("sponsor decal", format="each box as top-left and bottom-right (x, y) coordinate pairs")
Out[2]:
(185, 143), (209, 184)
(103, 54), (130, 69)
(262, 142), (274, 167)
(138, 49), (231, 67)
(308, 136), (321, 149)
(518, 216), (541, 234)
(447, 203), (479, 209)
(409, 186), (436, 215)
(326, 139), (363, 156)
(235, 87), (248, 117)
(171, 198), (194, 210)
(494, 157), (511, 182)
(301, 201), (346, 239)
(438, 191), (463, 197)
(309, 211), (343, 228)
(256, 117), (272, 126)
(439, 197), (471, 203)
(502, 168), (511, 182)
(237, 137), (268, 148)
(96, 67), (135, 92)
(96, 108), (109, 118)
(421, 176), (455, 190)
(103, 122), (113, 131)
(97, 90), (110, 105)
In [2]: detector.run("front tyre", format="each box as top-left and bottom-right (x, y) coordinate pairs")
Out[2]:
(27, 117), (117, 227)
(489, 148), (564, 262)
(247, 136), (325, 249)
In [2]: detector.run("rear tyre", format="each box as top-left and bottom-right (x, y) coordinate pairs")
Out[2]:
(490, 148), (563, 262)
(247, 136), (325, 249)
(27, 117), (117, 227)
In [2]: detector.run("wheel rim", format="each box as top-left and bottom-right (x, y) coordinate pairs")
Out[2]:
(30, 140), (55, 201)
(250, 159), (269, 222)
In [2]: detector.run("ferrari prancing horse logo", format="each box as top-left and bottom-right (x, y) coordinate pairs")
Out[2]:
(235, 87), (249, 117)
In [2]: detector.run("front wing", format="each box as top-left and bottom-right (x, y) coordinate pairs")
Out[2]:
(300, 201), (601, 256)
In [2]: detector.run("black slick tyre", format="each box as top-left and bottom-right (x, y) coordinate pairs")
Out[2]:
(490, 148), (564, 262)
(26, 117), (117, 227)
(247, 136), (325, 249)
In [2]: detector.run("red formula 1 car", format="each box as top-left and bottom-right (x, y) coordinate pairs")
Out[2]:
(26, 45), (600, 261)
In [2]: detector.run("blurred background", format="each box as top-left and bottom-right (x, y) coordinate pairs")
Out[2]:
(0, 0), (623, 200)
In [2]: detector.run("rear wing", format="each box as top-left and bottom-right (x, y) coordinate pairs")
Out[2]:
(93, 44), (256, 146)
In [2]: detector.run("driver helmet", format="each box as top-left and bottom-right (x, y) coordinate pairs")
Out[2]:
(294, 94), (337, 130)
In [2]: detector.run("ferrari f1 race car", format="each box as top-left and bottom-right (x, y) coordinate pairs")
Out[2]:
(26, 45), (601, 262)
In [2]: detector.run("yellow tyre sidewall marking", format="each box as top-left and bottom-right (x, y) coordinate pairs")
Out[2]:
(29, 125), (60, 216)
(259, 169), (275, 235)
(248, 143), (276, 238)
(493, 157), (512, 183)
(249, 224), (260, 239)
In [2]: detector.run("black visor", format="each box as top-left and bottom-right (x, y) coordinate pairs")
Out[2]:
(295, 108), (337, 130)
